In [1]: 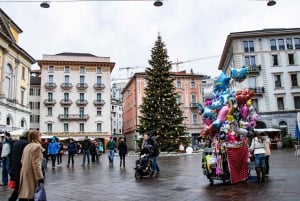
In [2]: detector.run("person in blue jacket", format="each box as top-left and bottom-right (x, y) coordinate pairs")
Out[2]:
(48, 137), (60, 169)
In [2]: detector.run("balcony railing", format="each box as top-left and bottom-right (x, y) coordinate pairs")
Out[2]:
(60, 99), (73, 106)
(76, 99), (88, 106)
(44, 82), (57, 90)
(190, 102), (198, 108)
(76, 83), (88, 90)
(249, 87), (265, 95)
(248, 65), (261, 75)
(43, 99), (56, 105)
(93, 100), (105, 106)
(58, 114), (89, 121)
(93, 83), (105, 90)
(60, 83), (73, 90)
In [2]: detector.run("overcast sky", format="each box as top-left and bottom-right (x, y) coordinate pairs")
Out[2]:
(1, 0), (300, 79)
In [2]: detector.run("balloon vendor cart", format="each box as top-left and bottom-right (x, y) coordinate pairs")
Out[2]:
(199, 69), (258, 184)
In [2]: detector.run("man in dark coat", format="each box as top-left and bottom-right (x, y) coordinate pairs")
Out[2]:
(117, 139), (128, 168)
(8, 130), (29, 201)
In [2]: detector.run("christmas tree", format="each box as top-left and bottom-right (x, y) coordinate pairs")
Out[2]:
(138, 35), (188, 152)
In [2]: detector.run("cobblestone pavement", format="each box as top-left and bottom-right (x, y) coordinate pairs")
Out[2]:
(1, 149), (300, 201)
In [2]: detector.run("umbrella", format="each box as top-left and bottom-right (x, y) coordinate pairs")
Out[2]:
(297, 112), (300, 145)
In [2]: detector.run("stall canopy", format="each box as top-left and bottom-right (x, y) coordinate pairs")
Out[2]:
(254, 128), (281, 132)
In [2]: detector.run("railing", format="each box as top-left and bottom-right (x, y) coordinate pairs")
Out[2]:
(60, 83), (73, 90)
(76, 99), (88, 106)
(60, 99), (73, 106)
(58, 114), (89, 120)
(76, 83), (88, 90)
(43, 99), (56, 105)
(248, 65), (261, 74)
(93, 100), (105, 106)
(190, 103), (198, 108)
(93, 83), (105, 90)
(248, 87), (265, 94)
(44, 82), (57, 89)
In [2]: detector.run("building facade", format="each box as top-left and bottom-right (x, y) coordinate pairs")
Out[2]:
(218, 28), (300, 137)
(29, 70), (41, 130)
(0, 9), (35, 132)
(37, 53), (115, 139)
(122, 72), (206, 150)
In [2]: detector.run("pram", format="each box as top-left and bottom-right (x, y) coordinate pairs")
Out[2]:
(134, 146), (153, 180)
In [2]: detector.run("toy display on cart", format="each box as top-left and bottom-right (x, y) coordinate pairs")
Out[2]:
(198, 69), (258, 184)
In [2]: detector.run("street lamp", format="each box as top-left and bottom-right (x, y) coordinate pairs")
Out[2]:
(40, 1), (50, 8)
(154, 0), (163, 7)
(267, 0), (276, 6)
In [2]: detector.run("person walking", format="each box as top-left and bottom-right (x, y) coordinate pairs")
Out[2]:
(250, 132), (266, 183)
(81, 136), (91, 167)
(57, 140), (64, 166)
(98, 141), (104, 158)
(263, 132), (271, 176)
(47, 137), (60, 169)
(90, 140), (97, 163)
(66, 138), (77, 167)
(18, 130), (44, 201)
(142, 133), (160, 176)
(8, 130), (29, 201)
(118, 139), (128, 168)
(0, 133), (12, 186)
(107, 136), (116, 164)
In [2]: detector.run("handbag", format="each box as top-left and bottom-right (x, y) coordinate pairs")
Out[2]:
(34, 183), (47, 201)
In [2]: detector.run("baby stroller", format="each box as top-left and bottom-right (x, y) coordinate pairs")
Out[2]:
(134, 146), (153, 180)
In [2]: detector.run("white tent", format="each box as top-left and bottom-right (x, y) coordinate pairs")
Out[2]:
(9, 129), (26, 136)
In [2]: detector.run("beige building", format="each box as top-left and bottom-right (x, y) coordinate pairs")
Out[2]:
(37, 53), (115, 139)
(0, 9), (35, 132)
(29, 70), (41, 131)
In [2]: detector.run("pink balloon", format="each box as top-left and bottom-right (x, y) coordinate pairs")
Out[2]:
(203, 118), (213, 126)
(217, 105), (229, 122)
(227, 132), (236, 143)
(240, 104), (249, 120)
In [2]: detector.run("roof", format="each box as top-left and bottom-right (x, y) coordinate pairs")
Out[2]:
(218, 28), (300, 70)
(55, 52), (97, 57)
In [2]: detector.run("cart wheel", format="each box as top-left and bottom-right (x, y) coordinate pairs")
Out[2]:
(135, 172), (141, 180)
(209, 179), (214, 185)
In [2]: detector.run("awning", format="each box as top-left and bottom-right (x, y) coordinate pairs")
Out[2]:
(254, 128), (281, 132)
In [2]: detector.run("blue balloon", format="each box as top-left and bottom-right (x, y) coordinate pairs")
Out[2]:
(231, 66), (248, 82)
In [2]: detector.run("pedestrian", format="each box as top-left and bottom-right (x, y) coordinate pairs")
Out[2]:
(66, 138), (77, 167)
(41, 139), (49, 174)
(18, 130), (44, 201)
(47, 137), (60, 169)
(81, 136), (91, 167)
(0, 132), (13, 186)
(0, 136), (3, 167)
(250, 132), (266, 183)
(98, 141), (104, 158)
(57, 139), (64, 166)
(263, 132), (271, 177)
(118, 138), (128, 168)
(8, 130), (29, 201)
(142, 132), (160, 176)
(90, 140), (97, 163)
(107, 136), (116, 164)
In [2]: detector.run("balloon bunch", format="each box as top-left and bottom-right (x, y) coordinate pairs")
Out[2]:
(198, 70), (259, 144)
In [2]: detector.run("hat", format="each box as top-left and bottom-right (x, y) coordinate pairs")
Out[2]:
(109, 136), (113, 139)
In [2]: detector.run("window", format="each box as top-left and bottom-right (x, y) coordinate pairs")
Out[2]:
(80, 76), (85, 84)
(191, 81), (195, 88)
(252, 99), (259, 112)
(177, 80), (181, 88)
(64, 75), (69, 83)
(37, 89), (40, 96)
(97, 107), (102, 116)
(80, 67), (85, 73)
(274, 74), (282, 88)
(22, 67), (25, 80)
(29, 102), (33, 109)
(48, 66), (54, 73)
(30, 115), (33, 123)
(47, 123), (52, 133)
(272, 55), (279, 66)
(97, 123), (102, 132)
(97, 76), (102, 84)
(270, 39), (277, 51)
(96, 67), (102, 74)
(277, 97), (284, 110)
(21, 87), (25, 105)
(79, 123), (84, 132)
(288, 53), (295, 65)
(245, 56), (256, 66)
(177, 94), (182, 104)
(64, 107), (69, 116)
(243, 41), (254, 52)
(30, 88), (34, 95)
(64, 93), (69, 101)
(192, 112), (198, 125)
(47, 107), (52, 116)
(65, 66), (70, 73)
(37, 102), (40, 110)
(191, 94), (197, 103)
(291, 74), (299, 87)
(21, 119), (25, 127)
(79, 108), (84, 117)
(295, 38), (300, 49)
(119, 114), (122, 118)
(80, 93), (84, 101)
(278, 39), (285, 50)
(6, 117), (10, 125)
(97, 93), (101, 101)
(286, 38), (293, 49)
(249, 76), (256, 88)
(294, 96), (300, 109)
(48, 92), (53, 101)
(64, 123), (69, 132)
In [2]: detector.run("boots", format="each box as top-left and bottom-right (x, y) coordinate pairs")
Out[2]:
(255, 168), (261, 183)
(261, 167), (266, 183)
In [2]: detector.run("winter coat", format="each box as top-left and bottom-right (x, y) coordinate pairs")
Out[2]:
(11, 137), (28, 182)
(82, 139), (91, 151)
(118, 142), (128, 155)
(142, 137), (159, 157)
(48, 141), (60, 155)
(18, 143), (43, 199)
(68, 142), (77, 154)
(107, 140), (116, 150)
(89, 143), (97, 155)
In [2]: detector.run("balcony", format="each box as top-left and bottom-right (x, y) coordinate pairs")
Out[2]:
(60, 83), (73, 90)
(60, 99), (73, 106)
(248, 87), (265, 95)
(247, 65), (261, 75)
(58, 114), (89, 121)
(76, 99), (88, 106)
(93, 83), (105, 90)
(76, 83), (88, 90)
(43, 99), (56, 106)
(190, 102), (198, 108)
(93, 100), (105, 106)
(44, 82), (57, 90)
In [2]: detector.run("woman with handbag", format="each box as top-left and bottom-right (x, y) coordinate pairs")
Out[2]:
(18, 130), (44, 201)
(250, 132), (266, 183)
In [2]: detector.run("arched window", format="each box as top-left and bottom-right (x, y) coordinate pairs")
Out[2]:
(4, 63), (13, 99)
(279, 121), (287, 137)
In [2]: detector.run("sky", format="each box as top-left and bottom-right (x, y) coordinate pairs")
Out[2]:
(1, 0), (300, 80)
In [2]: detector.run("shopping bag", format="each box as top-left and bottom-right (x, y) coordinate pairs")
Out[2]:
(34, 183), (47, 201)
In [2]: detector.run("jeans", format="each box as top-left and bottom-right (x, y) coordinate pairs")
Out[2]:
(108, 150), (114, 163)
(82, 150), (90, 165)
(255, 153), (266, 168)
(68, 153), (75, 165)
(1, 157), (9, 185)
(50, 154), (57, 168)
(151, 156), (160, 173)
(119, 154), (126, 167)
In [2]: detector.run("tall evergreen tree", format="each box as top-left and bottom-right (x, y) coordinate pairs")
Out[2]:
(138, 35), (188, 152)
